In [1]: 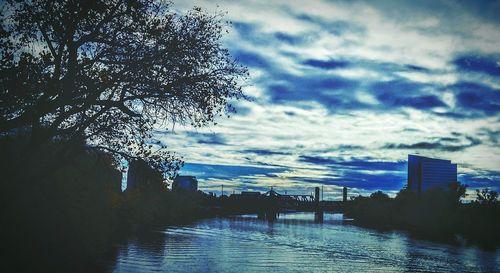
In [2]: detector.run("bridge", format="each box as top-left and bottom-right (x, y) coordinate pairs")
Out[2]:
(220, 187), (350, 218)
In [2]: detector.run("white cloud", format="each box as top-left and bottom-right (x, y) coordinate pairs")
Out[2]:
(165, 0), (500, 194)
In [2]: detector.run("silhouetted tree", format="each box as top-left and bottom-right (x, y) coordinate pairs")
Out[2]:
(475, 188), (498, 205)
(370, 190), (390, 202)
(0, 0), (247, 174)
(447, 181), (467, 203)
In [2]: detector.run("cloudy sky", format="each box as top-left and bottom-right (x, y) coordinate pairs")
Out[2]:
(152, 0), (500, 199)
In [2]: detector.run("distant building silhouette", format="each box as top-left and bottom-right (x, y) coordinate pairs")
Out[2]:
(407, 154), (457, 193)
(172, 176), (198, 192)
(241, 191), (261, 197)
(126, 159), (163, 191)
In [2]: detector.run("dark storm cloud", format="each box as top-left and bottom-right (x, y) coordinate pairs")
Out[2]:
(383, 136), (481, 152)
(233, 49), (271, 69)
(378, 93), (446, 109)
(353, 60), (432, 75)
(302, 59), (349, 70)
(297, 155), (407, 190)
(369, 79), (447, 110)
(240, 148), (291, 156)
(180, 162), (288, 181)
(370, 80), (426, 94)
(186, 132), (228, 145)
(336, 144), (365, 150)
(273, 32), (307, 45)
(299, 155), (407, 172)
(286, 172), (405, 191)
(266, 75), (365, 111)
(328, 171), (405, 191)
(460, 171), (500, 192)
(405, 64), (430, 72)
(448, 82), (500, 114)
(453, 54), (500, 77)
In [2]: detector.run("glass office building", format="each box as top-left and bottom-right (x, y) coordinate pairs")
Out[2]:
(407, 155), (457, 193)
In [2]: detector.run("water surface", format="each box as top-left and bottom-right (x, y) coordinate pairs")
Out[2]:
(107, 213), (499, 272)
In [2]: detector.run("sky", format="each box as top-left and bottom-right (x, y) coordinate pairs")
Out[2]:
(150, 0), (500, 199)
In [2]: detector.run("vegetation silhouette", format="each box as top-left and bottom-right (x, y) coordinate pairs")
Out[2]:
(0, 0), (246, 272)
(0, 0), (248, 173)
(345, 182), (500, 249)
(1, 0), (499, 272)
(0, 137), (215, 272)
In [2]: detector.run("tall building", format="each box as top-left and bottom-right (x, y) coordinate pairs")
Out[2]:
(172, 176), (198, 192)
(343, 187), (348, 202)
(407, 155), (457, 193)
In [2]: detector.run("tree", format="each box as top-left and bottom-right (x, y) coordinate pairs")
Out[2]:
(476, 188), (498, 205)
(0, 0), (247, 175)
(447, 181), (467, 203)
(370, 190), (390, 201)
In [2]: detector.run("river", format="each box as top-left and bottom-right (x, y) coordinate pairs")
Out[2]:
(105, 212), (499, 272)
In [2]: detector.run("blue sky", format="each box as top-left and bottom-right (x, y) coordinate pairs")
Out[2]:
(154, 0), (500, 199)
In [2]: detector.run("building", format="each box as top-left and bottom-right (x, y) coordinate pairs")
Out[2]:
(241, 191), (261, 197)
(172, 176), (198, 192)
(126, 159), (163, 191)
(407, 154), (457, 193)
(342, 187), (348, 202)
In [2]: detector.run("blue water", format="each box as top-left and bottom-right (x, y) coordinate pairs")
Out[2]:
(107, 213), (499, 272)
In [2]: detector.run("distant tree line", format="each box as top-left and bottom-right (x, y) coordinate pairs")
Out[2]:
(345, 182), (500, 249)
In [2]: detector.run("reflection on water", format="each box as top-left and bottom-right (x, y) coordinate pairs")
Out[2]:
(106, 213), (499, 273)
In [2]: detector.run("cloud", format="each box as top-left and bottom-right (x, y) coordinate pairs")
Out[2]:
(186, 132), (228, 145)
(299, 155), (406, 171)
(302, 59), (349, 70)
(179, 162), (288, 181)
(240, 148), (291, 156)
(405, 64), (430, 72)
(378, 94), (446, 110)
(477, 127), (500, 145)
(383, 133), (482, 152)
(273, 32), (308, 45)
(296, 155), (407, 190)
(453, 54), (500, 77)
(460, 171), (500, 192)
(162, 0), (500, 196)
(232, 49), (271, 69)
(448, 82), (500, 114)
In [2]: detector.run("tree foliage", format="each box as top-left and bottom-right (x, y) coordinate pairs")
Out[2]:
(346, 183), (500, 248)
(475, 188), (498, 205)
(0, 0), (247, 175)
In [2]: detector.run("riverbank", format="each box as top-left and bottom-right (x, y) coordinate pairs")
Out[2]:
(0, 137), (214, 273)
(344, 188), (500, 250)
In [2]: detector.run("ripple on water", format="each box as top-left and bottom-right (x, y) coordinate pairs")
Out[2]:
(109, 213), (500, 273)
